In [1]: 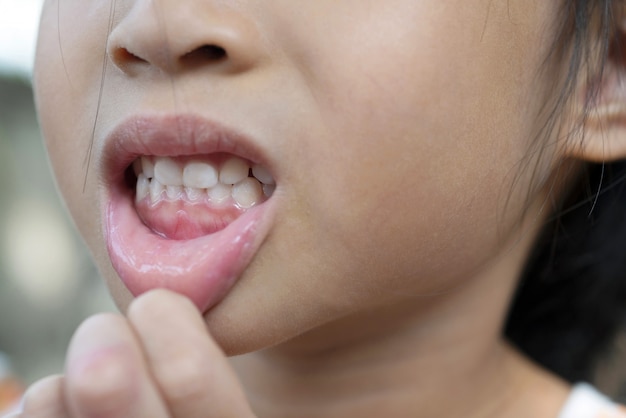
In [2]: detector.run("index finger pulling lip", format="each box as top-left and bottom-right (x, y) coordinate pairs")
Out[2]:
(102, 113), (277, 313)
(127, 290), (256, 418)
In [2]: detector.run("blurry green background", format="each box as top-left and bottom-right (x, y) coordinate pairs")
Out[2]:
(0, 74), (115, 384)
(0, 0), (115, 386)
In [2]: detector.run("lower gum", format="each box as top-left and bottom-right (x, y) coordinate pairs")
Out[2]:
(135, 197), (243, 240)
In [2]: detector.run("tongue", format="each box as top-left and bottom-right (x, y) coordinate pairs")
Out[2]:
(136, 198), (243, 240)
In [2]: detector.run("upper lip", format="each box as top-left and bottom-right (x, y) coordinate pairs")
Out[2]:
(102, 113), (273, 187)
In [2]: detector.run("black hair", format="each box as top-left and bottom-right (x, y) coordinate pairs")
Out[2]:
(505, 0), (626, 385)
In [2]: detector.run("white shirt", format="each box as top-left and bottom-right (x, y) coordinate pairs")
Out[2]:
(558, 383), (626, 418)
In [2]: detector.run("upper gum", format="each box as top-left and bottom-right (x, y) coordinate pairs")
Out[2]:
(142, 153), (252, 169)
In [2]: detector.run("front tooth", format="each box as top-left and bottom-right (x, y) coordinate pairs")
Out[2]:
(232, 178), (263, 209)
(136, 173), (149, 202)
(142, 157), (155, 179)
(150, 179), (165, 202)
(219, 157), (249, 185)
(154, 157), (183, 186)
(183, 162), (218, 189)
(252, 164), (275, 185)
(185, 187), (204, 201)
(208, 183), (231, 204)
(166, 185), (183, 200)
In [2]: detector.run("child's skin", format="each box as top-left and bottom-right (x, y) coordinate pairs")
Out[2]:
(18, 0), (626, 417)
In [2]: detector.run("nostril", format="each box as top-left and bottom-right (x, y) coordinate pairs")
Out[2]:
(199, 45), (228, 60)
(181, 45), (227, 66)
(112, 47), (148, 66)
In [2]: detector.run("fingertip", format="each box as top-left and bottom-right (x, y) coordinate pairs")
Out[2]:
(20, 374), (67, 417)
(66, 345), (140, 412)
(64, 314), (144, 417)
(70, 312), (126, 343)
(128, 289), (202, 328)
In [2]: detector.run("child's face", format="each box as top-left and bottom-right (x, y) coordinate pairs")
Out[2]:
(35, 0), (561, 353)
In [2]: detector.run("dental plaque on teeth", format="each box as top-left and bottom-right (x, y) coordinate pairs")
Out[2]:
(133, 155), (275, 208)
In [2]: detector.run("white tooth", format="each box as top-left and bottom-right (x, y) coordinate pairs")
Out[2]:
(154, 157), (183, 186)
(219, 157), (249, 185)
(183, 162), (218, 189)
(136, 173), (149, 202)
(133, 159), (143, 176)
(150, 179), (165, 203)
(142, 157), (155, 179)
(263, 183), (276, 198)
(207, 183), (231, 204)
(232, 178), (263, 209)
(252, 164), (275, 185)
(166, 185), (183, 200)
(185, 187), (204, 201)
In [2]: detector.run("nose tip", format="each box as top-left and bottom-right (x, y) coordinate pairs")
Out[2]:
(107, 2), (264, 75)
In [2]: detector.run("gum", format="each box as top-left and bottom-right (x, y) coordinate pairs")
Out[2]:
(149, 153), (240, 166)
(135, 196), (243, 240)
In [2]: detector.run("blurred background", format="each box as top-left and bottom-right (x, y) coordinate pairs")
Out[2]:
(0, 0), (115, 394)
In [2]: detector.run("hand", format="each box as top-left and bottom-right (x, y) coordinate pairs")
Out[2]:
(15, 290), (256, 418)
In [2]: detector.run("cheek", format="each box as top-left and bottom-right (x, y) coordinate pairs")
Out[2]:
(298, 121), (520, 299)
(281, 1), (555, 296)
(34, 0), (112, 244)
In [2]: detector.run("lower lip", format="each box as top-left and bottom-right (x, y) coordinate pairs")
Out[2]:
(103, 184), (274, 312)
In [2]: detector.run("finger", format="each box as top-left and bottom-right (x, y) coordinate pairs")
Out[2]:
(64, 313), (170, 418)
(128, 290), (255, 418)
(19, 375), (68, 418)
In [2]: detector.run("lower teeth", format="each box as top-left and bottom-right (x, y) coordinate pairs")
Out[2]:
(136, 175), (271, 208)
(232, 178), (263, 209)
(207, 183), (232, 205)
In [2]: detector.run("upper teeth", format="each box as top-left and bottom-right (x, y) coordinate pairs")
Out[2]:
(183, 162), (218, 189)
(219, 157), (250, 185)
(251, 164), (275, 185)
(154, 158), (183, 186)
(134, 156), (275, 208)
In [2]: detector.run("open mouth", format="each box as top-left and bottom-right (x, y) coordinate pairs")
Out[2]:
(131, 154), (276, 240)
(103, 115), (277, 312)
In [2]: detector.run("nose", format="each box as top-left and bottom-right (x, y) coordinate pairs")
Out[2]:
(107, 1), (265, 75)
